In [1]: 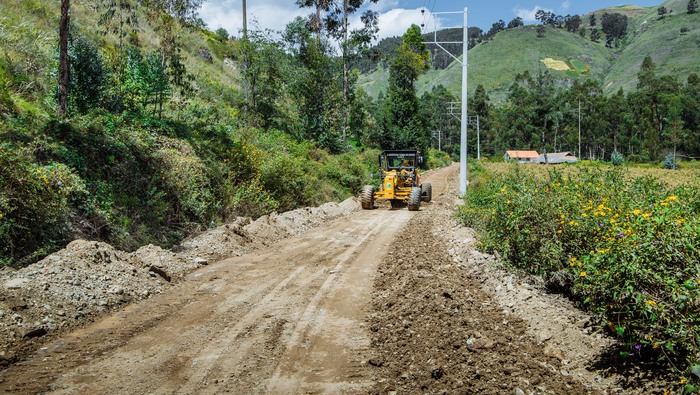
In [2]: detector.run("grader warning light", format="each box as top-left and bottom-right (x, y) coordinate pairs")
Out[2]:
(360, 150), (432, 211)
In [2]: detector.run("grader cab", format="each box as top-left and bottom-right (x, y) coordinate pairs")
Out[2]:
(360, 150), (432, 211)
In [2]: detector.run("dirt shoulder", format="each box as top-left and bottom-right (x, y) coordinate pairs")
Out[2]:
(367, 165), (624, 393)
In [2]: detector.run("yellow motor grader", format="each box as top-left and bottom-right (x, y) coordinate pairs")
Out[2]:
(360, 150), (431, 211)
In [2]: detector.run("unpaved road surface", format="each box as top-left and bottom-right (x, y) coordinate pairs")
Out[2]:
(1, 165), (624, 394)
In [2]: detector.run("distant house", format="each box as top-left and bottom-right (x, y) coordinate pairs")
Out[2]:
(504, 150), (540, 163)
(538, 152), (579, 164)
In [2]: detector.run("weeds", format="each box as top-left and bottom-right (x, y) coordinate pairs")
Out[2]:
(458, 164), (700, 388)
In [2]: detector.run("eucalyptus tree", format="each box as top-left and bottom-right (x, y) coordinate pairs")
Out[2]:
(382, 24), (430, 151)
(58, 0), (70, 118)
(295, 0), (379, 146)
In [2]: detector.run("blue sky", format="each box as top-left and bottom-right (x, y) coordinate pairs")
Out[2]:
(200, 0), (664, 41)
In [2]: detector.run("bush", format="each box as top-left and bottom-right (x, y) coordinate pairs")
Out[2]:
(663, 153), (678, 170)
(611, 150), (624, 166)
(458, 166), (700, 384)
(0, 143), (86, 266)
(426, 148), (451, 169)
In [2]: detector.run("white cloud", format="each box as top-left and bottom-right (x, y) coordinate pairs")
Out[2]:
(561, 1), (571, 11)
(512, 5), (554, 23)
(200, 1), (437, 42)
(199, 0), (306, 38)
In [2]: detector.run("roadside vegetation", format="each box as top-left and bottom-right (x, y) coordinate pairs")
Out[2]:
(0, 0), (447, 268)
(458, 161), (700, 390)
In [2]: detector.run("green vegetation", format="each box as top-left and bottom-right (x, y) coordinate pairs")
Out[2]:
(0, 1), (437, 267)
(458, 163), (700, 387)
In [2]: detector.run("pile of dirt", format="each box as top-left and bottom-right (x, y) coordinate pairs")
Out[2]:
(0, 198), (360, 365)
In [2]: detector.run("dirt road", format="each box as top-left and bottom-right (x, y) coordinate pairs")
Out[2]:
(0, 165), (619, 394)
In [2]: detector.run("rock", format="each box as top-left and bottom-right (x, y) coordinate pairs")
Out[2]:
(543, 345), (566, 361)
(513, 388), (526, 395)
(194, 257), (208, 266)
(23, 327), (47, 339)
(149, 266), (172, 282)
(4, 278), (30, 289)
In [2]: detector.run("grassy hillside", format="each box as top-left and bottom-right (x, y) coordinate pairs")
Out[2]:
(417, 26), (613, 102)
(604, 5), (700, 93)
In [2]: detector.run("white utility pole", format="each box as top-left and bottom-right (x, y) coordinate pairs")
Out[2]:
(423, 7), (469, 196)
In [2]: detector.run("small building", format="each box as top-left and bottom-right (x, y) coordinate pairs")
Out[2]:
(538, 152), (579, 164)
(504, 150), (540, 163)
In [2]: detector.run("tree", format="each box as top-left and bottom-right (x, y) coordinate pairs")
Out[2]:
(296, 0), (379, 146)
(536, 26), (547, 38)
(507, 17), (523, 29)
(689, 0), (698, 14)
(486, 20), (506, 37)
(69, 37), (108, 114)
(215, 27), (229, 41)
(590, 28), (601, 42)
(122, 49), (171, 116)
(601, 13), (628, 40)
(420, 85), (457, 153)
(382, 25), (430, 151)
(658, 6), (668, 18)
(58, 0), (70, 118)
(565, 15), (582, 32)
(97, 0), (139, 48)
(589, 13), (596, 26)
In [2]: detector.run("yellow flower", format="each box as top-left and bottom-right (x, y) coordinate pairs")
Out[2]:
(642, 213), (651, 219)
(666, 195), (678, 201)
(680, 378), (687, 385)
(646, 300), (656, 306)
(579, 271), (586, 277)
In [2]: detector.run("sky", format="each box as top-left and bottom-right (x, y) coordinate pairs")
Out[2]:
(199, 0), (664, 42)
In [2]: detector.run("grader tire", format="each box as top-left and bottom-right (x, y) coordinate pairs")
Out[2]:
(421, 183), (432, 203)
(407, 187), (422, 211)
(360, 185), (375, 209)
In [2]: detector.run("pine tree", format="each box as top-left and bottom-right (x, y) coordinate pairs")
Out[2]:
(688, 0), (698, 14)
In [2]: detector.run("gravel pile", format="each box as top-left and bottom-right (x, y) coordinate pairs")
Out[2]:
(0, 197), (360, 364)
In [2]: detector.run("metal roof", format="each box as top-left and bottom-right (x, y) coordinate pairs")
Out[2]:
(505, 150), (540, 159)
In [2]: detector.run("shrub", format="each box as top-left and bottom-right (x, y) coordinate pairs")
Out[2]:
(426, 148), (451, 169)
(611, 150), (624, 166)
(663, 153), (678, 170)
(458, 166), (700, 384)
(0, 144), (86, 266)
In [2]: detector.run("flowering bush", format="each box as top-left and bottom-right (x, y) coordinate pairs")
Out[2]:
(458, 165), (700, 386)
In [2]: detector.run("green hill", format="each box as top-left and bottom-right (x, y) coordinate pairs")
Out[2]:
(418, 25), (613, 102)
(359, 0), (700, 102)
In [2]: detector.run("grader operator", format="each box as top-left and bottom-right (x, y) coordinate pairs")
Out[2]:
(360, 150), (432, 211)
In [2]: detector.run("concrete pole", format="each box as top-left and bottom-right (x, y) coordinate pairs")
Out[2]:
(242, 0), (247, 39)
(459, 7), (468, 196)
